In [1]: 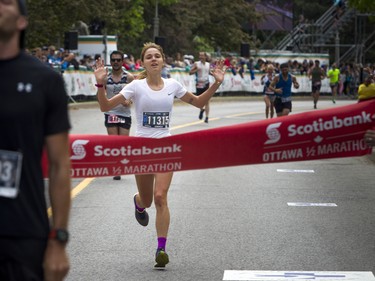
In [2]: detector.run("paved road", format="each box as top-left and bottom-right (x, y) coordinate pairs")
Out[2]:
(65, 97), (375, 281)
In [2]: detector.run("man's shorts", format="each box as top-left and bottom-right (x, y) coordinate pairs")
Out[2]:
(330, 82), (338, 88)
(195, 83), (209, 96)
(264, 93), (276, 102)
(0, 238), (46, 281)
(274, 97), (292, 113)
(312, 81), (322, 93)
(104, 114), (131, 129)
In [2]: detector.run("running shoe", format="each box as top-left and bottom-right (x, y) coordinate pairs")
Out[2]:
(133, 194), (149, 226)
(332, 99), (336, 104)
(113, 176), (121, 180)
(198, 109), (204, 120)
(154, 248), (169, 268)
(204, 117), (208, 123)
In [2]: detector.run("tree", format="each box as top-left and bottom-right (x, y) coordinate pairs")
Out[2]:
(347, 0), (375, 13)
(25, 0), (145, 51)
(292, 0), (331, 25)
(24, 0), (263, 59)
(140, 0), (261, 57)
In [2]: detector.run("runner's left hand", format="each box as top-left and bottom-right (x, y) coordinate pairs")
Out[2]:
(93, 59), (108, 84)
(211, 60), (227, 84)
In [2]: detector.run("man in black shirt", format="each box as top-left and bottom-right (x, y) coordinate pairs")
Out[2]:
(0, 1), (71, 280)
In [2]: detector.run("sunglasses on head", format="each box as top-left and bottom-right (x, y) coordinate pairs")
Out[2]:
(111, 58), (122, 62)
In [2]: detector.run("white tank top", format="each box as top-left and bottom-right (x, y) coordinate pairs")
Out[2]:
(105, 70), (131, 117)
(195, 61), (210, 88)
(120, 78), (187, 138)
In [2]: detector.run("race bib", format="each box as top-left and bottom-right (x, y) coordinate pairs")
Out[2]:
(196, 81), (208, 89)
(281, 96), (292, 103)
(265, 87), (274, 94)
(0, 150), (23, 199)
(143, 112), (170, 128)
(108, 115), (126, 124)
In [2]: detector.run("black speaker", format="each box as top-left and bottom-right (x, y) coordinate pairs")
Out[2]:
(240, 43), (250, 57)
(155, 36), (166, 50)
(64, 31), (78, 50)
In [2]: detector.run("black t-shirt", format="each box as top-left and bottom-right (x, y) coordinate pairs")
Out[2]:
(0, 52), (71, 239)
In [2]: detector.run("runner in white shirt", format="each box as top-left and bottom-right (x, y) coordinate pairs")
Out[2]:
(121, 77), (185, 138)
(94, 42), (226, 269)
(189, 52), (211, 123)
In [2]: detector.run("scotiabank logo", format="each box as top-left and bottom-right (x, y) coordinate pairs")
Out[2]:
(71, 140), (89, 160)
(264, 111), (372, 146)
(288, 111), (372, 137)
(93, 144), (182, 157)
(265, 122), (282, 144)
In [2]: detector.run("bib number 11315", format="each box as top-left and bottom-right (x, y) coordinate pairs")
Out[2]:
(143, 112), (170, 128)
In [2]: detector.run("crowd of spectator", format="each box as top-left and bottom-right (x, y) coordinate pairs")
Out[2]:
(26, 44), (375, 98)
(25, 45), (83, 71)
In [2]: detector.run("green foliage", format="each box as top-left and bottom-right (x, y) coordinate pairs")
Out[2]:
(293, 0), (331, 24)
(25, 0), (109, 48)
(23, 0), (374, 62)
(347, 0), (375, 13)
(105, 0), (147, 57)
(347, 0), (375, 24)
(142, 0), (261, 57)
(24, 0), (261, 57)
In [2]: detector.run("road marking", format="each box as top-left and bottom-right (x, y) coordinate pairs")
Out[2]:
(47, 177), (95, 217)
(223, 270), (375, 280)
(71, 178), (95, 198)
(171, 121), (202, 130)
(226, 112), (260, 118)
(277, 169), (315, 173)
(287, 202), (337, 207)
(171, 111), (261, 131)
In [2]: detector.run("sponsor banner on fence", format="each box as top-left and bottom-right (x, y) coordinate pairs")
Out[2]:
(42, 99), (375, 178)
(63, 69), (97, 97)
(63, 70), (332, 97)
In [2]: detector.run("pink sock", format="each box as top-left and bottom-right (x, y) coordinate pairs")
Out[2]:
(134, 195), (145, 212)
(157, 237), (167, 250)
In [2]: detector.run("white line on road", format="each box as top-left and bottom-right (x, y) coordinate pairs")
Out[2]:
(287, 202), (337, 207)
(223, 270), (375, 280)
(277, 169), (315, 173)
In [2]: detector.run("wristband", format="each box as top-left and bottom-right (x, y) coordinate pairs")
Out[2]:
(95, 84), (104, 88)
(48, 229), (69, 244)
(215, 81), (221, 85)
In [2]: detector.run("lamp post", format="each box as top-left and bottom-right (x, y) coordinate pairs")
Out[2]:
(335, 31), (340, 65)
(153, 0), (159, 40)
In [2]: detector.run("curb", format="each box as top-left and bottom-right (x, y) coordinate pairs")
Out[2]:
(68, 95), (346, 109)
(69, 101), (98, 110)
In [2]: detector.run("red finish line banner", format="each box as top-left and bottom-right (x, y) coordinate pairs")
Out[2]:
(43, 99), (375, 178)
